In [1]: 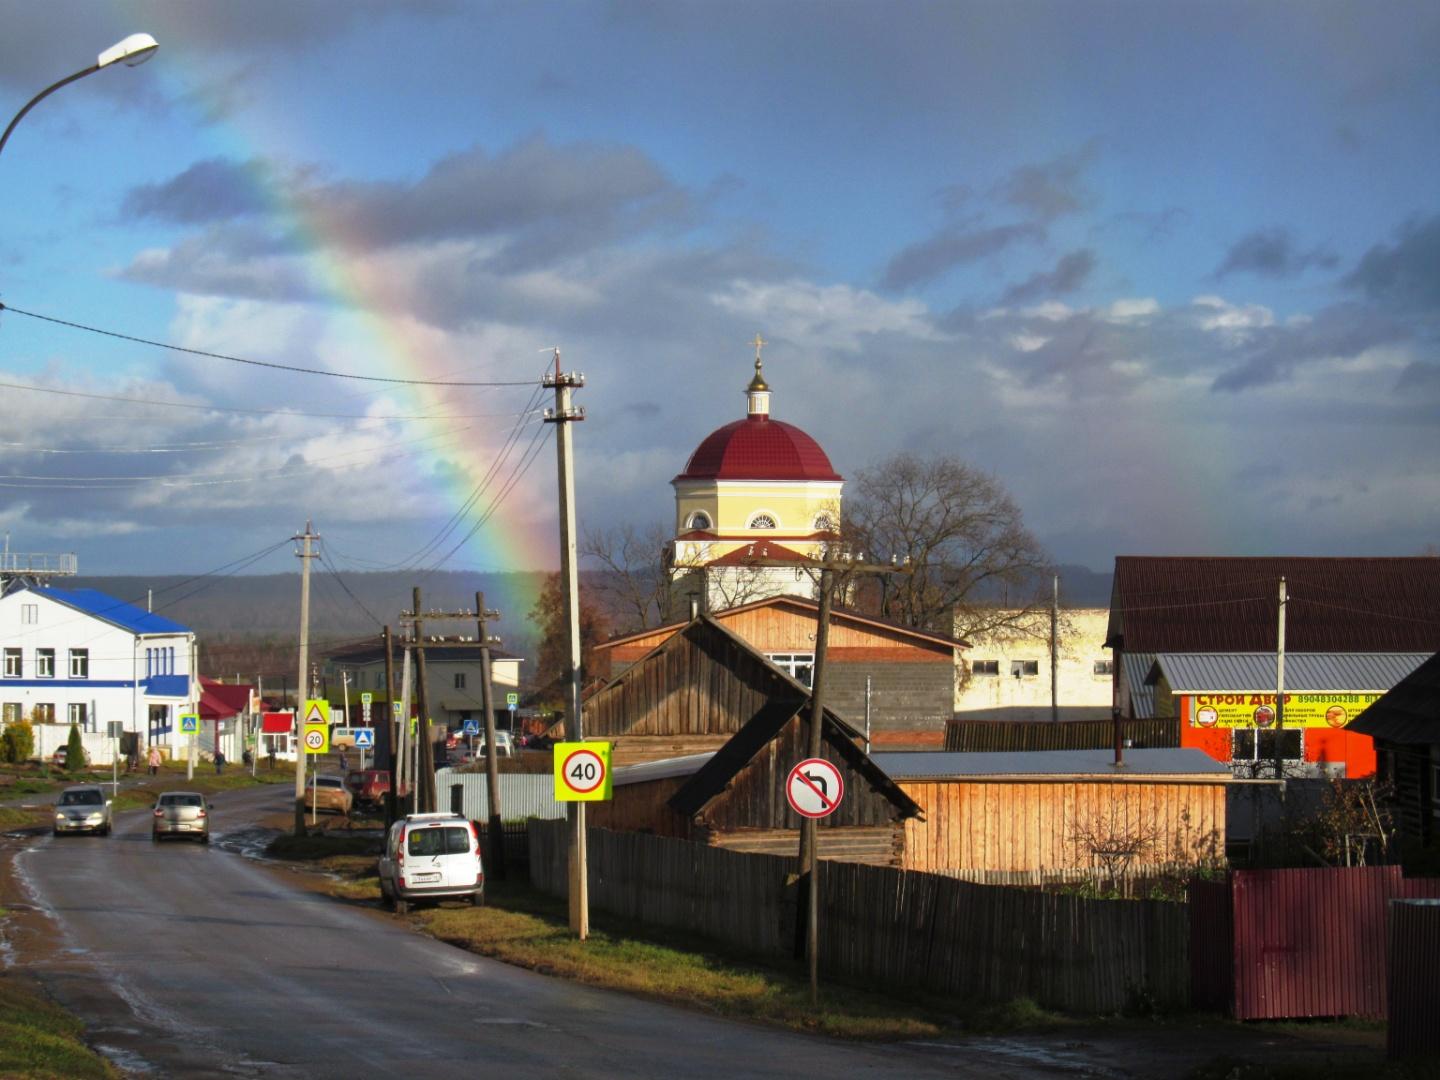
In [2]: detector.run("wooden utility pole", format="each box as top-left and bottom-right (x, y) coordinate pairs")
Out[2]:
(1274, 576), (1287, 781)
(412, 586), (436, 813)
(476, 592), (505, 879)
(543, 351), (587, 937)
(1050, 574), (1059, 724)
(292, 521), (318, 837)
(383, 625), (397, 828)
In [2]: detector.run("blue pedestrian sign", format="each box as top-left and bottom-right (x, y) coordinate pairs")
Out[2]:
(353, 728), (375, 748)
(462, 719), (481, 736)
(179, 714), (199, 734)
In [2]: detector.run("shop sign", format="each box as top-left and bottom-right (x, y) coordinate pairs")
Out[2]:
(1191, 692), (1382, 730)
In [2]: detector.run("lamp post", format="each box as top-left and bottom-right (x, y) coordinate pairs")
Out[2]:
(0, 33), (158, 160)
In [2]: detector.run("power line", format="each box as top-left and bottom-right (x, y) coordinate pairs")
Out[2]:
(0, 302), (537, 387)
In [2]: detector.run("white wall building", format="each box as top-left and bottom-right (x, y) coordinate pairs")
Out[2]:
(954, 608), (1114, 722)
(0, 586), (196, 764)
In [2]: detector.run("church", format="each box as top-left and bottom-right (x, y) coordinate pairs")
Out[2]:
(668, 343), (844, 612)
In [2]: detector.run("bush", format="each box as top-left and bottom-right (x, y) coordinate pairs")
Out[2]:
(64, 724), (86, 772)
(0, 721), (35, 764)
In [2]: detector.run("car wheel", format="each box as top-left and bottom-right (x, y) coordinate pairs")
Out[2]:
(52, 829), (61, 838)
(200, 834), (210, 845)
(474, 887), (485, 908)
(102, 825), (111, 837)
(151, 832), (160, 843)
(394, 898), (410, 915)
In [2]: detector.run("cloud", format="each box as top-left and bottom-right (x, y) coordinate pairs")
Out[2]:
(997, 142), (1098, 221)
(880, 223), (1043, 291)
(1210, 302), (1409, 391)
(122, 158), (278, 224)
(1343, 213), (1440, 311)
(1000, 249), (1096, 305)
(1215, 227), (1339, 279)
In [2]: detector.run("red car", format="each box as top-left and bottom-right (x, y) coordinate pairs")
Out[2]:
(347, 769), (402, 807)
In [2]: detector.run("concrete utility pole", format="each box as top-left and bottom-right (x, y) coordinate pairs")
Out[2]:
(292, 521), (318, 837)
(476, 592), (506, 879)
(412, 587), (436, 814)
(383, 625), (397, 828)
(543, 350), (587, 937)
(1050, 574), (1060, 724)
(1274, 576), (1287, 782)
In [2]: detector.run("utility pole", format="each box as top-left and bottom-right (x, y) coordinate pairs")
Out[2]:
(412, 586), (436, 813)
(543, 350), (587, 937)
(477, 591), (505, 879)
(1274, 576), (1287, 782)
(383, 625), (397, 828)
(292, 521), (318, 837)
(1050, 574), (1059, 724)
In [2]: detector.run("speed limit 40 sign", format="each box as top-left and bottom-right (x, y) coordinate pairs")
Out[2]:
(553, 741), (613, 802)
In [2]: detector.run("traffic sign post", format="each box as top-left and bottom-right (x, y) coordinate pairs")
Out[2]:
(302, 724), (329, 755)
(553, 741), (613, 802)
(785, 758), (844, 819)
(353, 728), (374, 749)
(179, 713), (200, 782)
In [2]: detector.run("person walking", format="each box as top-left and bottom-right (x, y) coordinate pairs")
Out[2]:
(214, 749), (226, 775)
(147, 745), (161, 776)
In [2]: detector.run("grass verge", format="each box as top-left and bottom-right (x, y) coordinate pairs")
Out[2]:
(0, 976), (119, 1079)
(111, 766), (294, 812)
(282, 844), (1062, 1041)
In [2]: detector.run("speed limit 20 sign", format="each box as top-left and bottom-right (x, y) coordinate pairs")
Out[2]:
(553, 741), (613, 802)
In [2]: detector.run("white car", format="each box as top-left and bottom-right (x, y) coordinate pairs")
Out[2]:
(378, 813), (485, 914)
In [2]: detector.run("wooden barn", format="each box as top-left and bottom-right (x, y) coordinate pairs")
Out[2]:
(581, 614), (921, 865)
(873, 749), (1229, 879)
(593, 595), (965, 747)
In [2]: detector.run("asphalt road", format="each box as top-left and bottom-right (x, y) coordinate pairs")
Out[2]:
(7, 783), (1103, 1079)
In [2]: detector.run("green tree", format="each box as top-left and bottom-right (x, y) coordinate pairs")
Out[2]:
(1, 720), (35, 764)
(65, 723), (86, 773)
(526, 572), (611, 711)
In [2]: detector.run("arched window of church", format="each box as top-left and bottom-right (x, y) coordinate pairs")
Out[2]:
(687, 511), (712, 531)
(749, 514), (777, 530)
(813, 513), (835, 533)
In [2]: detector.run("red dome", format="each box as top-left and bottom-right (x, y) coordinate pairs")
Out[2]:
(675, 417), (842, 482)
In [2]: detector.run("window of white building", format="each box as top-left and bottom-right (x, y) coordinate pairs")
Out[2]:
(68, 702), (94, 732)
(2, 703), (20, 724)
(767, 653), (814, 687)
(1010, 660), (1039, 678)
(36, 649), (55, 678)
(70, 649), (89, 679)
(33, 703), (54, 723)
(971, 660), (999, 676)
(1093, 660), (1114, 676)
(21, 604), (37, 625)
(2, 649), (19, 678)
(454, 673), (467, 690)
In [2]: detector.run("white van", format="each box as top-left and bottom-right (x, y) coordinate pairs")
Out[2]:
(378, 813), (485, 913)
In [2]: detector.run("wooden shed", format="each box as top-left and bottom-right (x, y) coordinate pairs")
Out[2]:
(581, 615), (921, 865)
(873, 749), (1229, 879)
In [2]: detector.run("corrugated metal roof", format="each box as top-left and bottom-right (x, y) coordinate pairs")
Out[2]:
(871, 748), (1230, 779)
(1151, 653), (1428, 693)
(1122, 651), (1157, 717)
(1107, 557), (1440, 654)
(613, 752), (715, 786)
(30, 586), (189, 635)
(1349, 651), (1440, 744)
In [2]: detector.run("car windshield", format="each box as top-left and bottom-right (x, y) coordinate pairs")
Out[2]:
(406, 826), (470, 857)
(59, 790), (103, 806)
(316, 778), (343, 789)
(160, 794), (203, 807)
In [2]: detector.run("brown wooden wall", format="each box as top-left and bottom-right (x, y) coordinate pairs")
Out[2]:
(713, 825), (903, 867)
(900, 778), (1227, 875)
(699, 712), (905, 832)
(586, 776), (695, 839)
(584, 624), (804, 739)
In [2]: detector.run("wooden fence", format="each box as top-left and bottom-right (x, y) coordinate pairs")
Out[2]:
(528, 820), (1189, 1013)
(944, 717), (1179, 752)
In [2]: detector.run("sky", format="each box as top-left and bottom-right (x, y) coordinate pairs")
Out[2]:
(0, 0), (1437, 583)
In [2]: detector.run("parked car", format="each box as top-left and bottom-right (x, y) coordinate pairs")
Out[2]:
(308, 774), (354, 815)
(377, 812), (484, 914)
(50, 747), (68, 769)
(152, 791), (211, 843)
(348, 769), (392, 807)
(53, 785), (112, 837)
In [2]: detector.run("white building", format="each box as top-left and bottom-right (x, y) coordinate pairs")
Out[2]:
(0, 585), (196, 764)
(323, 639), (523, 733)
(953, 608), (1114, 722)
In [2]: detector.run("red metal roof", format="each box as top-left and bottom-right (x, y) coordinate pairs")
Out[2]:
(198, 677), (251, 721)
(1107, 556), (1440, 653)
(705, 541), (812, 565)
(674, 417), (841, 482)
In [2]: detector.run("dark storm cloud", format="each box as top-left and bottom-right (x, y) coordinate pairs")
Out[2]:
(1215, 227), (1339, 279)
(1000, 249), (1096, 305)
(1344, 214), (1440, 311)
(123, 158), (275, 224)
(1211, 302), (1409, 392)
(881, 223), (1043, 291)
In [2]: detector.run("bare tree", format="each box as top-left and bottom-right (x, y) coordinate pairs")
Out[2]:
(580, 522), (672, 633)
(843, 452), (1052, 636)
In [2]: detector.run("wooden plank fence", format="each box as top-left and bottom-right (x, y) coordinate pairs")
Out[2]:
(528, 820), (1189, 1013)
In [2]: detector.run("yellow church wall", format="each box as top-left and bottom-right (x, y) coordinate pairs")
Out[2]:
(674, 479), (841, 536)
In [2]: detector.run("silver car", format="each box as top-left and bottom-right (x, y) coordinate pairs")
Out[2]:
(54, 785), (113, 837)
(151, 791), (212, 843)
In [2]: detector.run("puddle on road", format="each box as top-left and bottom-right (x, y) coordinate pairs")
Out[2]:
(907, 1036), (1125, 1077)
(94, 1042), (156, 1074)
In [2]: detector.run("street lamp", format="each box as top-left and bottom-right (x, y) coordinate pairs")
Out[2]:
(0, 33), (158, 160)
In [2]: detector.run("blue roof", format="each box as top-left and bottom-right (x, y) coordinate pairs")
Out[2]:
(34, 587), (190, 635)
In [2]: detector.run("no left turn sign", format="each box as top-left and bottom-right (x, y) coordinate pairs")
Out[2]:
(786, 758), (844, 819)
